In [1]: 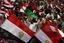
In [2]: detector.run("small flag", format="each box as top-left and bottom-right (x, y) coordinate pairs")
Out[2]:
(1, 12), (35, 43)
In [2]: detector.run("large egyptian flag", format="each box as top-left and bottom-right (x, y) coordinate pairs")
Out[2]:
(35, 19), (63, 43)
(3, 0), (14, 8)
(1, 12), (35, 43)
(0, 27), (25, 43)
(20, 3), (38, 18)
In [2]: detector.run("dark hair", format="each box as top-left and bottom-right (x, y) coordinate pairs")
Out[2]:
(59, 37), (64, 43)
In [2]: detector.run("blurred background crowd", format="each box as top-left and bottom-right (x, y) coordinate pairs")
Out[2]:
(0, 0), (64, 43)
(2, 0), (64, 32)
(0, 0), (64, 32)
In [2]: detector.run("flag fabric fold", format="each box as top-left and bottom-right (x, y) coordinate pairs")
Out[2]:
(35, 19), (63, 43)
(1, 12), (35, 43)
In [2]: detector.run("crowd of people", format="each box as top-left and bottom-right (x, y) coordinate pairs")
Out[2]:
(9, 0), (64, 32)
(0, 0), (64, 43)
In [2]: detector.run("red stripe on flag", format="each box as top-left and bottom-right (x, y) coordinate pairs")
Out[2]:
(8, 12), (35, 37)
(40, 19), (62, 43)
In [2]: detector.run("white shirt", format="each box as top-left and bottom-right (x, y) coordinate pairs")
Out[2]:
(46, 13), (54, 19)
(29, 22), (38, 32)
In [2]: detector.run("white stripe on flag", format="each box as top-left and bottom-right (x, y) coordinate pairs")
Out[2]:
(58, 29), (64, 37)
(4, 4), (13, 8)
(35, 29), (52, 43)
(1, 19), (31, 42)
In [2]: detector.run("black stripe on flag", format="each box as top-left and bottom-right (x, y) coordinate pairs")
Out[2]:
(0, 27), (25, 43)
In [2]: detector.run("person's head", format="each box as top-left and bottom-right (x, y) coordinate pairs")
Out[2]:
(59, 37), (64, 43)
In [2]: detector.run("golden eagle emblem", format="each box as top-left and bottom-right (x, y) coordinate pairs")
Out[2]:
(17, 31), (24, 38)
(45, 40), (50, 43)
